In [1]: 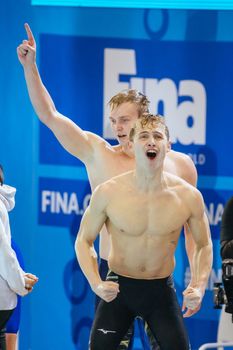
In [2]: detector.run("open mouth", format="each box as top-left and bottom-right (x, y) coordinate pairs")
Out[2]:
(146, 150), (157, 159)
(118, 135), (127, 139)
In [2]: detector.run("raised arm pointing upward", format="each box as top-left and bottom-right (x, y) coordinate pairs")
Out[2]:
(17, 23), (97, 163)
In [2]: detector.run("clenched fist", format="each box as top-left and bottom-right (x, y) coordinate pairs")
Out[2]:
(182, 286), (203, 317)
(92, 281), (119, 303)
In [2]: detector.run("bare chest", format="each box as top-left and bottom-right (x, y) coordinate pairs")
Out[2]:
(106, 191), (190, 237)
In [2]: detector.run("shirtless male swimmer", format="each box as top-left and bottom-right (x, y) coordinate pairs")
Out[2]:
(75, 114), (213, 350)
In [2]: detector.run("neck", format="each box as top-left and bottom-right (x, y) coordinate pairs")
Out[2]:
(120, 143), (134, 158)
(133, 165), (166, 192)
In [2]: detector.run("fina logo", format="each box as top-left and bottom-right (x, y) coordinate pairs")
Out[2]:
(103, 48), (207, 146)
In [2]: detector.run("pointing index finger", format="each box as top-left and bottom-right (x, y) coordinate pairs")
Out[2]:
(24, 23), (35, 46)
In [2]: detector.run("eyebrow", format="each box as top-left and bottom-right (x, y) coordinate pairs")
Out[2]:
(139, 131), (149, 135)
(138, 130), (163, 136)
(153, 131), (163, 136)
(109, 115), (131, 119)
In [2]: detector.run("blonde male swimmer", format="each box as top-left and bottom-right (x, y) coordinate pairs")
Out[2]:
(75, 114), (213, 350)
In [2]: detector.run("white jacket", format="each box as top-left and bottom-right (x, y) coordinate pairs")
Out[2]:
(0, 185), (27, 310)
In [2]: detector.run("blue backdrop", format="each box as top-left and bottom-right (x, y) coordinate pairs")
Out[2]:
(0, 1), (233, 349)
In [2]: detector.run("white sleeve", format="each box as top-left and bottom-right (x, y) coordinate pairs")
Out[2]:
(0, 218), (28, 296)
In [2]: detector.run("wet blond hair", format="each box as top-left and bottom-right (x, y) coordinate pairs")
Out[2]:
(129, 113), (170, 141)
(108, 89), (150, 117)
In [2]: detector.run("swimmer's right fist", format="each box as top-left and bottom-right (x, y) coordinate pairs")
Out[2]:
(92, 281), (120, 303)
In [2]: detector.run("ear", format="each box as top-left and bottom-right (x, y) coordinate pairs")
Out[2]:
(127, 140), (134, 151)
(166, 141), (172, 153)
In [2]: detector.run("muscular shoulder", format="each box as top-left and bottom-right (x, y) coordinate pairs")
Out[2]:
(166, 150), (197, 186)
(97, 171), (132, 191)
(181, 182), (205, 217)
(94, 171), (132, 201)
(89, 174), (127, 215)
(88, 181), (112, 215)
(91, 174), (123, 201)
(86, 132), (123, 165)
(86, 131), (110, 148)
(166, 172), (204, 213)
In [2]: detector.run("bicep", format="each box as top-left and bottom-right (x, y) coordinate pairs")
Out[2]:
(78, 206), (107, 244)
(190, 216), (211, 249)
(77, 187), (108, 245)
(182, 156), (198, 187)
(49, 112), (95, 162)
(187, 193), (211, 246)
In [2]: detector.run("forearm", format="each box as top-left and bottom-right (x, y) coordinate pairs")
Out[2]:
(23, 63), (56, 126)
(184, 223), (195, 284)
(75, 238), (102, 290)
(192, 241), (213, 293)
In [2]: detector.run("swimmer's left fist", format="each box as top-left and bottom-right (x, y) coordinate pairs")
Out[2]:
(182, 286), (203, 317)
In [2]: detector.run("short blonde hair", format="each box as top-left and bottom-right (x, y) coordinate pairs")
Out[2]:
(129, 113), (170, 141)
(108, 89), (150, 117)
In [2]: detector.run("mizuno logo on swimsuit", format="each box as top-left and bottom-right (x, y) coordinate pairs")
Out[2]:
(97, 329), (117, 334)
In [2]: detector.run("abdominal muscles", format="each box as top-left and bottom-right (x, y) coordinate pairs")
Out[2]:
(108, 231), (178, 279)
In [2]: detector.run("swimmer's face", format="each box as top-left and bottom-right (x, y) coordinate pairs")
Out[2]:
(133, 122), (171, 167)
(109, 102), (139, 146)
